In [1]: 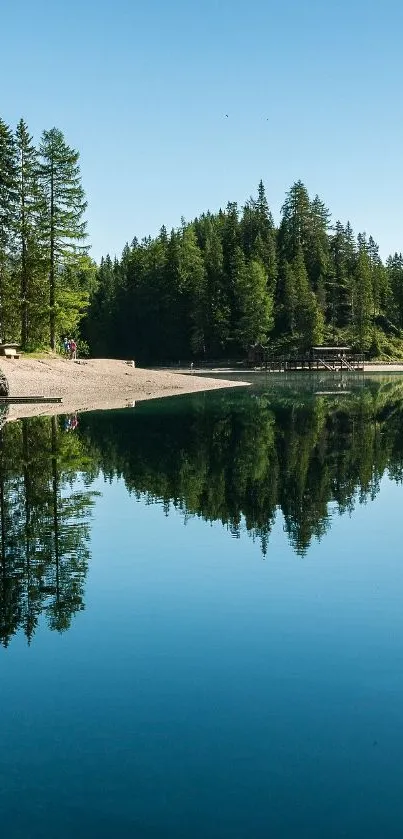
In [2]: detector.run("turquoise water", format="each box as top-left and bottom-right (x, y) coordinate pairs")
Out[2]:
(1, 375), (403, 837)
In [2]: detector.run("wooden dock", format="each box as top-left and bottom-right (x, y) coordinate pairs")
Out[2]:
(262, 357), (364, 373)
(250, 346), (364, 373)
(0, 396), (63, 404)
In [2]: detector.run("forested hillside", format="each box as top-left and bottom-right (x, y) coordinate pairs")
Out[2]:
(0, 117), (93, 350)
(2, 115), (403, 361)
(85, 181), (403, 363)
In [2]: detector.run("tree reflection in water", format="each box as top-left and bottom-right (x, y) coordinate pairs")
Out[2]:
(0, 412), (98, 646)
(78, 375), (403, 556)
(1, 375), (403, 644)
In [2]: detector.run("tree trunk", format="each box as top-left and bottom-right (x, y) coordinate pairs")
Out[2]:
(20, 145), (29, 348)
(49, 158), (55, 350)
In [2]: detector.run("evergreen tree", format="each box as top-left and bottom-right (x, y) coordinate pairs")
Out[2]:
(0, 118), (18, 341)
(293, 248), (324, 348)
(203, 218), (229, 354)
(85, 254), (115, 355)
(278, 181), (311, 263)
(306, 195), (331, 309)
(38, 128), (87, 349)
(386, 253), (403, 328)
(368, 235), (389, 317)
(235, 259), (274, 349)
(276, 260), (297, 336)
(353, 246), (373, 349)
(15, 119), (43, 347)
(329, 222), (350, 329)
(179, 226), (206, 354)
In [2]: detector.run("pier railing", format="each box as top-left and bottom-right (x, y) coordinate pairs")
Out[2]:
(261, 354), (365, 373)
(156, 353), (365, 373)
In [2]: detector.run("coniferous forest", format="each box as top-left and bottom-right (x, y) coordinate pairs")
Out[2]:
(2, 116), (403, 360)
(85, 180), (403, 363)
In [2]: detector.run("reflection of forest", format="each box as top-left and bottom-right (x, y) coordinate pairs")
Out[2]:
(2, 377), (403, 644)
(78, 376), (403, 556)
(0, 414), (97, 646)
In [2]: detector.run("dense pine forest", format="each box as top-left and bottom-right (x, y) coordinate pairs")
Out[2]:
(2, 116), (403, 360)
(0, 117), (93, 351)
(86, 180), (403, 363)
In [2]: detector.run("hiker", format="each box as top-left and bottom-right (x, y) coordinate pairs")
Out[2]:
(69, 339), (77, 360)
(63, 337), (69, 356)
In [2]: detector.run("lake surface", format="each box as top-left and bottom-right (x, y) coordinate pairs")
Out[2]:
(1, 373), (403, 837)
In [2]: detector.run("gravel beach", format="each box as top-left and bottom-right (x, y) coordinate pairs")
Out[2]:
(1, 356), (248, 421)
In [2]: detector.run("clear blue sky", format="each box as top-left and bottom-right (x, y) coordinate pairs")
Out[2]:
(2, 0), (402, 261)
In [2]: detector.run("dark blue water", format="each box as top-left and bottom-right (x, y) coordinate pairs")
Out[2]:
(1, 376), (403, 837)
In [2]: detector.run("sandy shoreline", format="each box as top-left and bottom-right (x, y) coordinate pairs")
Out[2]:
(1, 357), (403, 423)
(1, 357), (249, 421)
(363, 364), (403, 373)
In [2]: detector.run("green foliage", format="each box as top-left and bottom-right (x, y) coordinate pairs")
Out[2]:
(87, 178), (403, 362)
(0, 416), (97, 645)
(235, 259), (274, 348)
(2, 379), (403, 645)
(0, 118), (18, 341)
(387, 253), (403, 328)
(0, 115), (90, 351)
(38, 127), (88, 349)
(77, 378), (403, 556)
(352, 246), (374, 350)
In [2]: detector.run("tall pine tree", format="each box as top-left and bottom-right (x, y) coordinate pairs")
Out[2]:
(38, 128), (87, 349)
(15, 119), (43, 347)
(0, 119), (17, 341)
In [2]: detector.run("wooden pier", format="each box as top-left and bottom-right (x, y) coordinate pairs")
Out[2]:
(0, 396), (62, 404)
(250, 346), (364, 373)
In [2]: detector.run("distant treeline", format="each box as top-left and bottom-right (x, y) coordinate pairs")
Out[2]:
(0, 117), (92, 350)
(3, 114), (403, 360)
(84, 180), (403, 363)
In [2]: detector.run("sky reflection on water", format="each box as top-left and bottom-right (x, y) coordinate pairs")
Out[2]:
(1, 376), (403, 837)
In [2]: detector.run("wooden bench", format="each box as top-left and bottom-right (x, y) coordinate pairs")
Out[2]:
(0, 343), (21, 360)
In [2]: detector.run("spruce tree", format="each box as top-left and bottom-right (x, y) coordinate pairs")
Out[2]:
(353, 247), (373, 350)
(293, 248), (324, 348)
(278, 181), (311, 264)
(203, 219), (229, 354)
(386, 253), (403, 328)
(306, 195), (331, 309)
(368, 235), (389, 317)
(38, 128), (87, 349)
(0, 118), (18, 341)
(235, 259), (274, 349)
(15, 119), (42, 347)
(276, 260), (297, 336)
(329, 222), (350, 329)
(179, 226), (206, 354)
(344, 221), (357, 326)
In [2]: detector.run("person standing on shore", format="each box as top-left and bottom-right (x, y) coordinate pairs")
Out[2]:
(70, 339), (77, 360)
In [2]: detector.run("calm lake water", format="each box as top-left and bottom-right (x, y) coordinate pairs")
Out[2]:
(1, 373), (403, 838)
